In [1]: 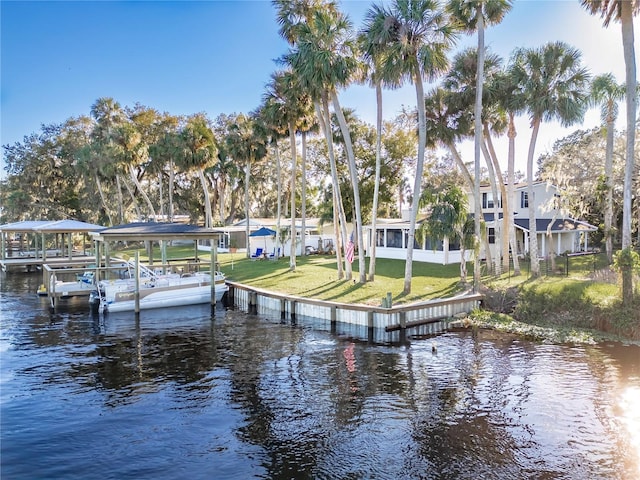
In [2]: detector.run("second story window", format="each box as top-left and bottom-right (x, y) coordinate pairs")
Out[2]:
(482, 192), (495, 209)
(521, 191), (529, 208)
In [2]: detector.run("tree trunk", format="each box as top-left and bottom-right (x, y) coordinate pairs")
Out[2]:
(604, 116), (615, 264)
(275, 140), (282, 259)
(369, 81), (383, 282)
(289, 120), (297, 271)
(484, 124), (511, 272)
(317, 98), (347, 279)
(198, 167), (213, 228)
(481, 139), (502, 276)
(447, 142), (474, 190)
(472, 9), (485, 293)
(122, 174), (142, 220)
(507, 113), (520, 275)
(301, 131), (307, 257)
(332, 90), (366, 284)
(169, 158), (174, 223)
(116, 175), (124, 224)
(404, 68), (427, 294)
(158, 172), (164, 220)
(129, 164), (156, 220)
(95, 175), (114, 225)
(244, 161), (251, 257)
(620, 0), (636, 307)
(527, 119), (541, 277)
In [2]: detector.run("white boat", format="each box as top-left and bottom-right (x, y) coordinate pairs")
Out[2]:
(89, 265), (228, 313)
(37, 271), (96, 297)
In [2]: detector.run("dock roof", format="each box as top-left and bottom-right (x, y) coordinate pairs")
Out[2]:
(90, 222), (223, 242)
(0, 219), (105, 233)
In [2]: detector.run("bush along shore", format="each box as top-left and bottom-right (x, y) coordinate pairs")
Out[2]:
(460, 277), (640, 345)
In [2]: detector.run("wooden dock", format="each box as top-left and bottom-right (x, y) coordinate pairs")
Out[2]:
(1, 254), (97, 273)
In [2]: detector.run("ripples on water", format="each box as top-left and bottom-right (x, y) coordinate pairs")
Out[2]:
(1, 272), (639, 479)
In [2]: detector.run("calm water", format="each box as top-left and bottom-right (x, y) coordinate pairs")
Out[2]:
(1, 272), (639, 480)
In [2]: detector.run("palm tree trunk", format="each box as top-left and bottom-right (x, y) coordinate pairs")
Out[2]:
(244, 161), (251, 257)
(289, 120), (297, 271)
(527, 118), (542, 277)
(116, 175), (124, 224)
(316, 99), (345, 279)
(484, 124), (511, 272)
(621, 0), (636, 252)
(275, 140), (283, 259)
(197, 167), (213, 228)
(473, 8), (485, 293)
(122, 175), (142, 220)
(169, 158), (175, 223)
(369, 81), (383, 282)
(129, 164), (156, 219)
(481, 139), (501, 276)
(158, 172), (164, 220)
(94, 175), (114, 225)
(301, 131), (307, 257)
(447, 142), (474, 190)
(604, 117), (615, 263)
(507, 113), (520, 275)
(404, 68), (427, 294)
(331, 91), (366, 284)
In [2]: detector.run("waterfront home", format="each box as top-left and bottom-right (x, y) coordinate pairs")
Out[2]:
(364, 182), (598, 265)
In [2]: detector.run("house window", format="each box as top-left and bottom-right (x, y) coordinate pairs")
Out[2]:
(520, 191), (529, 208)
(488, 228), (496, 244)
(387, 230), (403, 248)
(482, 192), (501, 209)
(482, 192), (492, 209)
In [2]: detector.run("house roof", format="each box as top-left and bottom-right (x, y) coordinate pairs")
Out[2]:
(514, 218), (597, 233)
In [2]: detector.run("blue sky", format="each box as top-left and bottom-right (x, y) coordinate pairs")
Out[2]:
(1, 0), (635, 175)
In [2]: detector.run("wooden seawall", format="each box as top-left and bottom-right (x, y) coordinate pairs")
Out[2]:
(226, 281), (483, 342)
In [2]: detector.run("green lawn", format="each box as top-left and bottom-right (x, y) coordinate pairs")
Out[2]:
(117, 245), (474, 306)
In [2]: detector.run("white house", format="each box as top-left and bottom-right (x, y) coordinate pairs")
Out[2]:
(471, 182), (598, 260)
(364, 181), (598, 265)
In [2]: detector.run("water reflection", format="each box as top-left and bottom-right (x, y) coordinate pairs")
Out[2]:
(1, 272), (639, 479)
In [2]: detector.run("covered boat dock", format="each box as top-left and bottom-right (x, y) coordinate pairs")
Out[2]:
(0, 219), (104, 272)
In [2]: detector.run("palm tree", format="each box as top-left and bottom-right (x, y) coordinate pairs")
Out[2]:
(89, 97), (127, 223)
(419, 184), (472, 283)
(263, 69), (313, 269)
(589, 73), (626, 263)
(226, 113), (268, 256)
(581, 0), (638, 305)
(275, 0), (348, 278)
(509, 42), (591, 277)
(285, 5), (365, 282)
(359, 3), (404, 282)
(366, 0), (457, 294)
(581, 0), (638, 248)
(259, 96), (289, 260)
(179, 114), (218, 228)
(490, 68), (525, 275)
(443, 47), (508, 275)
(112, 121), (157, 220)
(447, 0), (512, 290)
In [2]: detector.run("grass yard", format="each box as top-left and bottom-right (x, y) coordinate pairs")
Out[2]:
(116, 244), (472, 306)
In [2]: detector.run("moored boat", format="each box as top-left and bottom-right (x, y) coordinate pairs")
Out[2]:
(90, 270), (228, 313)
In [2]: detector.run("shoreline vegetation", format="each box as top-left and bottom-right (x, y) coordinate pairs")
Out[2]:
(121, 246), (640, 345)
